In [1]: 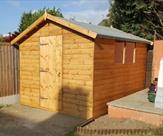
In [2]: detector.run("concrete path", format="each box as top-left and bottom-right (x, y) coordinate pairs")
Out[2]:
(0, 104), (84, 136)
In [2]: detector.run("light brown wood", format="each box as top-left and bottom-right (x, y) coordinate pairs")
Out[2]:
(17, 17), (148, 120)
(47, 14), (97, 39)
(39, 36), (62, 111)
(11, 13), (97, 45)
(62, 27), (94, 119)
(19, 21), (94, 119)
(39, 37), (50, 109)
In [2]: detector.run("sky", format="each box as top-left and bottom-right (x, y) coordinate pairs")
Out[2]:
(0, 0), (109, 35)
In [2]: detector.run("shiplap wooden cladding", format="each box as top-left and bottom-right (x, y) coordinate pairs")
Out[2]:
(11, 13), (148, 119)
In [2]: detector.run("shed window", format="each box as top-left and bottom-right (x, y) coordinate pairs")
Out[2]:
(125, 42), (136, 64)
(115, 41), (136, 64)
(115, 41), (124, 64)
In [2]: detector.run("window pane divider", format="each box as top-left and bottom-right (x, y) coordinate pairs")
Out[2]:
(123, 42), (126, 64)
(133, 43), (136, 64)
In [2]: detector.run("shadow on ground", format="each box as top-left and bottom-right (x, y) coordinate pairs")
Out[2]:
(0, 104), (84, 136)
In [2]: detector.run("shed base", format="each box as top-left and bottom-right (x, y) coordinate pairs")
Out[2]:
(108, 105), (163, 126)
(107, 89), (163, 126)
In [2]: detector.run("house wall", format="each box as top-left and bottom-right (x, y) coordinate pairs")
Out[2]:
(152, 40), (163, 80)
(19, 21), (94, 119)
(93, 38), (147, 117)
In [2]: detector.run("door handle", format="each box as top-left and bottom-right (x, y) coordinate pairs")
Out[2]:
(58, 72), (61, 77)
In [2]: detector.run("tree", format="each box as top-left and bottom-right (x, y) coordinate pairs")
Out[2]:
(5, 31), (20, 42)
(18, 7), (63, 32)
(101, 0), (163, 40)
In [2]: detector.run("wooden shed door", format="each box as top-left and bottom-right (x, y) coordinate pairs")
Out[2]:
(39, 36), (62, 111)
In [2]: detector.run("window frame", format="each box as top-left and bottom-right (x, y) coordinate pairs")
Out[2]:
(115, 41), (125, 64)
(115, 41), (136, 64)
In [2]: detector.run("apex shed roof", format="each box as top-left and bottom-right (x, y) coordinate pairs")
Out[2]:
(11, 13), (152, 45)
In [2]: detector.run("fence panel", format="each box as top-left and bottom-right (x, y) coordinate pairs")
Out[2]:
(145, 50), (153, 87)
(0, 42), (19, 104)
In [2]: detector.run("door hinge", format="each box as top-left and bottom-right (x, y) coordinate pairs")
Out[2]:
(40, 43), (48, 46)
(40, 68), (49, 72)
(40, 97), (48, 100)
(40, 70), (49, 72)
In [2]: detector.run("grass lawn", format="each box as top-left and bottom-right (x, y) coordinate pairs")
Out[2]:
(0, 104), (10, 109)
(65, 131), (160, 136)
(65, 132), (75, 136)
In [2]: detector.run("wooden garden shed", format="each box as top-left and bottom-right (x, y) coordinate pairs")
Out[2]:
(11, 13), (151, 119)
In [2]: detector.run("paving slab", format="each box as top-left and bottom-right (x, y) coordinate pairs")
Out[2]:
(107, 89), (163, 115)
(0, 104), (84, 136)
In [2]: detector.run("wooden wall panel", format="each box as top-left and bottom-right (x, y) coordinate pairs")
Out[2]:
(61, 26), (94, 119)
(19, 28), (42, 107)
(19, 22), (94, 119)
(93, 38), (147, 118)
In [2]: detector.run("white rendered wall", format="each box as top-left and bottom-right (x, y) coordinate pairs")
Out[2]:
(0, 95), (19, 105)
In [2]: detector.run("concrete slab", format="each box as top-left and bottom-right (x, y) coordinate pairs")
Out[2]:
(0, 104), (84, 136)
(107, 89), (163, 115)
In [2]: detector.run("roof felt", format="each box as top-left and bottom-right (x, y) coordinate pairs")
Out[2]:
(67, 19), (152, 44)
(11, 13), (152, 45)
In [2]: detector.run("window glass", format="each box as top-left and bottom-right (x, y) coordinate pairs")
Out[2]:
(125, 42), (135, 64)
(115, 41), (124, 64)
